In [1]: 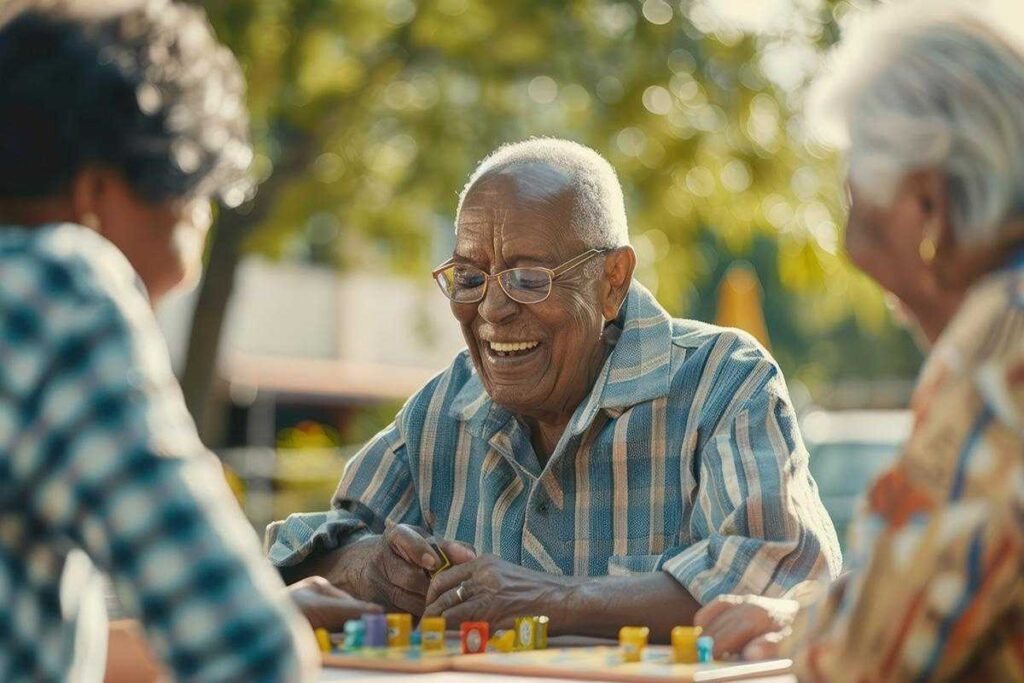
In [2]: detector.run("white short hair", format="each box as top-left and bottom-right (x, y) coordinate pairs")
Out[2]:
(456, 138), (630, 249)
(809, 0), (1024, 246)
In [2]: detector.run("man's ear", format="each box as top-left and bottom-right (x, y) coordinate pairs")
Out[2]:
(602, 246), (636, 321)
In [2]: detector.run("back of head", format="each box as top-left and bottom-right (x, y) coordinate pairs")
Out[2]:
(457, 138), (631, 249)
(0, 0), (251, 204)
(809, 0), (1024, 247)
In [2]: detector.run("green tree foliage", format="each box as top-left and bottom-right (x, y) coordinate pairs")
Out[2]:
(186, 0), (918, 436)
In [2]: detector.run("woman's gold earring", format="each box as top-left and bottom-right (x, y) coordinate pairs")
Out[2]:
(80, 212), (102, 232)
(918, 236), (936, 264)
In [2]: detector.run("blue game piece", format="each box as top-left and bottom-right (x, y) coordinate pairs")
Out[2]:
(343, 620), (365, 650)
(697, 635), (714, 663)
(410, 630), (422, 648)
(363, 613), (388, 648)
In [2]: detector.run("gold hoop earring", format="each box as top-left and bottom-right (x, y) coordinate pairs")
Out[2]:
(80, 212), (102, 232)
(918, 235), (937, 264)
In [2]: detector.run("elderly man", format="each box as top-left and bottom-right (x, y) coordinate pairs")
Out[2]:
(269, 139), (840, 638)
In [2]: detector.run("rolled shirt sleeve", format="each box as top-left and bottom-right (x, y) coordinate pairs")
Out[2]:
(662, 363), (841, 603)
(267, 420), (421, 568)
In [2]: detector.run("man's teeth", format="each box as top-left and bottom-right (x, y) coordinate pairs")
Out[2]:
(488, 341), (539, 353)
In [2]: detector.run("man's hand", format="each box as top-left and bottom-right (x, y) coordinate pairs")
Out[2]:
(694, 594), (799, 660)
(423, 555), (568, 629)
(288, 576), (382, 631)
(326, 524), (476, 615)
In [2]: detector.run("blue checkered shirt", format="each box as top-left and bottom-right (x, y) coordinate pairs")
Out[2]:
(0, 224), (317, 682)
(269, 281), (841, 602)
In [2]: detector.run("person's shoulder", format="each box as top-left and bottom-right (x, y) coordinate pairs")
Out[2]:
(396, 349), (477, 424)
(0, 224), (165, 392)
(662, 318), (787, 420)
(669, 317), (778, 370)
(1, 223), (146, 314)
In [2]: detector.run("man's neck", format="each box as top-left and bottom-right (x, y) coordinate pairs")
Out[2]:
(522, 339), (612, 465)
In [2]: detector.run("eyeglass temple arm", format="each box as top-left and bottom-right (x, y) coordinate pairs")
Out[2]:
(552, 248), (611, 277)
(431, 257), (456, 277)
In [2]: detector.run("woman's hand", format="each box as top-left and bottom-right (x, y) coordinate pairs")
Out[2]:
(423, 555), (568, 629)
(287, 576), (381, 631)
(694, 594), (799, 660)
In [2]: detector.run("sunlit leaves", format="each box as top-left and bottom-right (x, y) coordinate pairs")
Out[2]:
(197, 0), (918, 385)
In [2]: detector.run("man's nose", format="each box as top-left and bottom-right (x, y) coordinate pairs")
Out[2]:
(477, 277), (519, 324)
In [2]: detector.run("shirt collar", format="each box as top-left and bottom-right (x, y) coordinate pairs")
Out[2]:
(448, 280), (675, 438)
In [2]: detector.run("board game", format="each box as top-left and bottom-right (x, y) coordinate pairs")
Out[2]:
(318, 611), (792, 681)
(451, 646), (793, 682)
(322, 639), (461, 673)
(322, 639), (792, 681)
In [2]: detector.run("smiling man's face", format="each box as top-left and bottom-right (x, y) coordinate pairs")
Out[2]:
(451, 168), (613, 420)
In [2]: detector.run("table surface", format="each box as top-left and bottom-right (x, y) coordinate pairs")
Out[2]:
(319, 671), (798, 683)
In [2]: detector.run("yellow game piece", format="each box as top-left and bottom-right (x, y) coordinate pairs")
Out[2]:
(427, 541), (451, 578)
(618, 626), (649, 663)
(420, 616), (446, 652)
(490, 629), (517, 652)
(536, 616), (549, 650)
(671, 625), (702, 663)
(514, 616), (537, 650)
(386, 613), (412, 648)
(314, 627), (332, 654)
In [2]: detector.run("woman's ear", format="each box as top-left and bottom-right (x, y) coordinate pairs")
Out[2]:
(912, 168), (954, 256)
(602, 246), (636, 321)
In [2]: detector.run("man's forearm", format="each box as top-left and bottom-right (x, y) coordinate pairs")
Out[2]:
(557, 571), (701, 642)
(279, 534), (378, 597)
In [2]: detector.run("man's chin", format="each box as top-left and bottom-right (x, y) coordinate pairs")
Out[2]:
(482, 383), (542, 416)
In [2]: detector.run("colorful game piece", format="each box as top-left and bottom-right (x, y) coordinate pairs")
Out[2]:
(460, 621), (489, 654)
(409, 630), (421, 648)
(420, 616), (446, 652)
(343, 620), (364, 650)
(535, 616), (549, 650)
(671, 625), (702, 663)
(618, 626), (650, 663)
(490, 629), (516, 653)
(697, 635), (714, 663)
(315, 628), (332, 654)
(425, 541), (451, 578)
(363, 613), (388, 648)
(386, 613), (412, 647)
(514, 616), (537, 650)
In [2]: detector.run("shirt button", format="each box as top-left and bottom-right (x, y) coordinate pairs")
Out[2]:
(535, 502), (549, 515)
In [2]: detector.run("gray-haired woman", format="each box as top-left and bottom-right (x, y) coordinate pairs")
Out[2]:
(693, 3), (1024, 681)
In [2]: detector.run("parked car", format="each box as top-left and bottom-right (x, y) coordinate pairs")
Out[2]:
(802, 409), (913, 559)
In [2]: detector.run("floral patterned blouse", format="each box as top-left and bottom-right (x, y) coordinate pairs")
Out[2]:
(790, 250), (1024, 682)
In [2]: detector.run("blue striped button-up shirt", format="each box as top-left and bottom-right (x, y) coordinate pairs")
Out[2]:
(269, 282), (841, 602)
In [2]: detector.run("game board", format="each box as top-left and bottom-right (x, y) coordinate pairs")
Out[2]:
(321, 638), (461, 673)
(451, 645), (792, 682)
(324, 641), (792, 682)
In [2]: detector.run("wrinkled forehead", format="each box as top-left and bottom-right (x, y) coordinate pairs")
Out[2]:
(456, 162), (584, 259)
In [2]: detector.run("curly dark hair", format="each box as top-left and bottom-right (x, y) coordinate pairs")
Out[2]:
(0, 0), (252, 205)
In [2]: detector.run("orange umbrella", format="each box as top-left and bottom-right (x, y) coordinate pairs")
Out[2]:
(714, 262), (771, 350)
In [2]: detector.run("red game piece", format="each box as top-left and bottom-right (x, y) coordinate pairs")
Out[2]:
(460, 622), (489, 654)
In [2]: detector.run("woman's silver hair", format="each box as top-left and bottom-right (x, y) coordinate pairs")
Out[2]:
(456, 138), (631, 249)
(810, 0), (1024, 246)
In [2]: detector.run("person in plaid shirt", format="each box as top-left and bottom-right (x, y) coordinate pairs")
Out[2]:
(0, 1), (376, 680)
(695, 3), (1024, 681)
